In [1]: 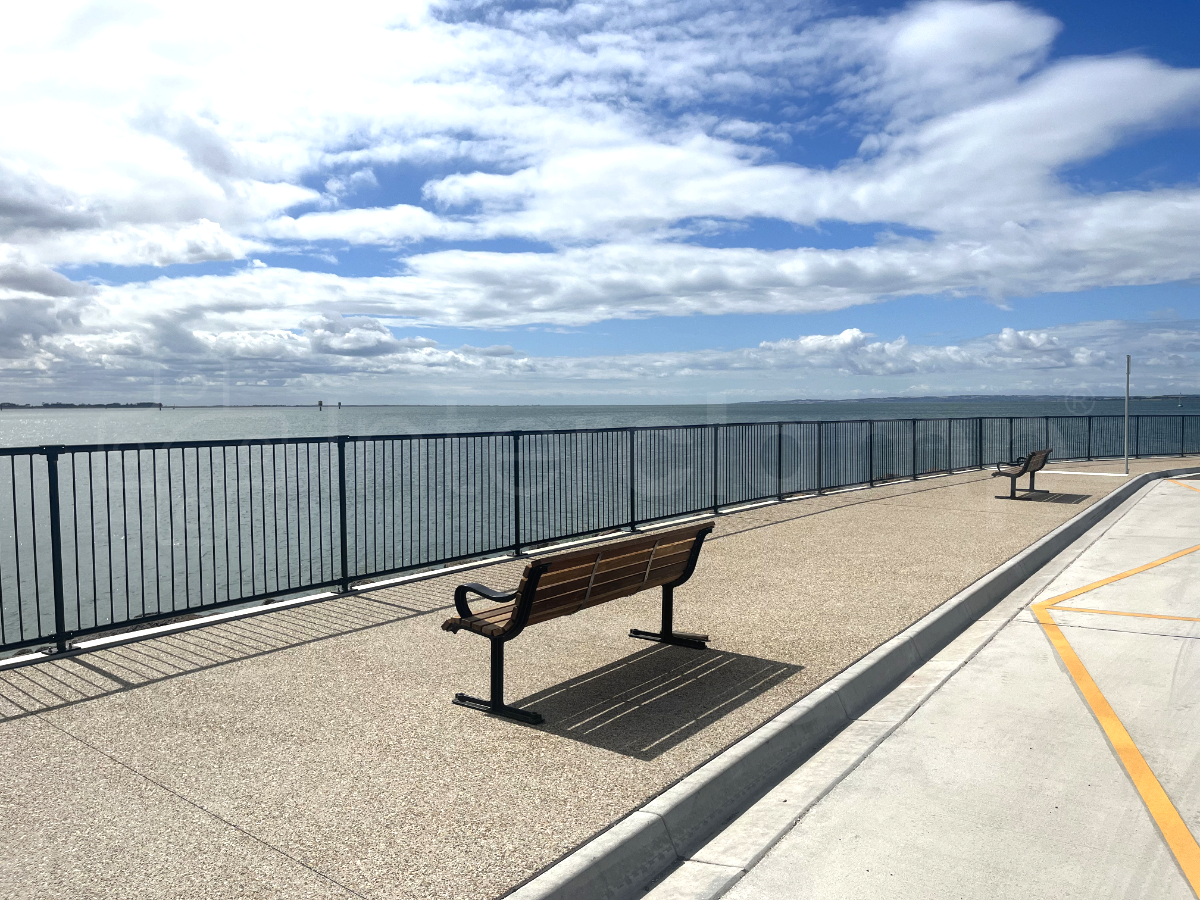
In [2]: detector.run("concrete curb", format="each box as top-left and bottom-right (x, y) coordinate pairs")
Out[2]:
(505, 465), (1200, 900)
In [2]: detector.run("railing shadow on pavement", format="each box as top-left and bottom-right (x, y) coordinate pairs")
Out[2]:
(514, 644), (802, 761)
(0, 586), (457, 724)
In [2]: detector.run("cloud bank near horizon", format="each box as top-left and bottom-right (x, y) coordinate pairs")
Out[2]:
(26, 317), (1200, 404)
(1, 0), (1198, 400)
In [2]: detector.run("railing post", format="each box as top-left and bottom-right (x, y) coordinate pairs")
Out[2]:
(868, 421), (874, 487)
(1182, 415), (1186, 457)
(336, 436), (349, 592)
(976, 417), (983, 469)
(1087, 416), (1092, 461)
(628, 428), (637, 530)
(776, 422), (784, 500)
(1044, 415), (1049, 450)
(711, 424), (719, 514)
(512, 431), (522, 554)
(1008, 417), (1014, 463)
(911, 419), (918, 480)
(44, 447), (69, 653)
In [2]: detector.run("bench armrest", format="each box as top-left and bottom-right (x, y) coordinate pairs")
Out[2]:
(460, 583), (515, 602)
(995, 455), (1027, 472)
(453, 582), (518, 619)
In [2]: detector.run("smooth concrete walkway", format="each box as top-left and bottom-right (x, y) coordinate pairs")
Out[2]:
(689, 476), (1200, 900)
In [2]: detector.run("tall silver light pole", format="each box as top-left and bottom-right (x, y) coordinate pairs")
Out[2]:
(1124, 355), (1131, 475)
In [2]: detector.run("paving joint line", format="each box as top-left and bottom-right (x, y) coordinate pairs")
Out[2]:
(23, 712), (371, 900)
(1056, 622), (1200, 641)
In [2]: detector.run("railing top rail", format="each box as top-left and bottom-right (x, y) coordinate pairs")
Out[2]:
(0, 412), (1194, 456)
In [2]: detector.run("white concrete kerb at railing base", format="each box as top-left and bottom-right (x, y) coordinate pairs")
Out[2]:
(503, 464), (1200, 900)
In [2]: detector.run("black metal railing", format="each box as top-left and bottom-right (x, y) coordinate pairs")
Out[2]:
(2, 414), (1197, 655)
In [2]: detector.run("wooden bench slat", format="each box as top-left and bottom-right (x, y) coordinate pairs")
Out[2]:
(547, 560), (692, 609)
(530, 554), (691, 609)
(524, 573), (688, 627)
(525, 546), (694, 604)
(465, 605), (516, 624)
(535, 535), (699, 587)
(531, 528), (696, 573)
(524, 562), (689, 625)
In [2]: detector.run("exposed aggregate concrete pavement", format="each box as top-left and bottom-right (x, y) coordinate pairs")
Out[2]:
(0, 457), (1193, 900)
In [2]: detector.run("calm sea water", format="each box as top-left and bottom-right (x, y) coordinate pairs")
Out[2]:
(2, 394), (1197, 652)
(1, 396), (1197, 448)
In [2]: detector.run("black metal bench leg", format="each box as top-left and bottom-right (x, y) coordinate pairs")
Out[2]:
(1023, 472), (1048, 494)
(630, 586), (709, 650)
(996, 475), (1018, 500)
(453, 640), (544, 725)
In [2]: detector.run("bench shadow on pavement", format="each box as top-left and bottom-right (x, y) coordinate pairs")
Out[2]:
(1019, 492), (1092, 505)
(515, 644), (802, 761)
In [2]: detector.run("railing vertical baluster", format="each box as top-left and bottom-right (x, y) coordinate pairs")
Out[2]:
(182, 448), (190, 607)
(103, 451), (114, 620)
(628, 428), (637, 530)
(911, 419), (918, 480)
(337, 436), (349, 592)
(868, 421), (875, 487)
(777, 422), (784, 499)
(711, 424), (719, 514)
(120, 450), (130, 621)
(71, 453), (82, 625)
(44, 447), (68, 653)
(512, 431), (522, 555)
(817, 422), (825, 493)
(233, 447), (242, 598)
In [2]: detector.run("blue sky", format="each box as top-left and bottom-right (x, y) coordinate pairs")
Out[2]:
(1, 0), (1197, 403)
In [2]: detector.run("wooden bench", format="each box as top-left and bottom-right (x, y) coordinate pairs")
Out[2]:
(992, 448), (1052, 499)
(441, 521), (715, 724)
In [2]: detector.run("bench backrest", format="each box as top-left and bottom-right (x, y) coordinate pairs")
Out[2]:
(512, 522), (713, 631)
(1023, 448), (1052, 474)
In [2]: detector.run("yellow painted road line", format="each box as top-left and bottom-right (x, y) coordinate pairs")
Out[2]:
(1032, 546), (1200, 895)
(1037, 543), (1200, 610)
(1051, 606), (1200, 624)
(1169, 479), (1200, 493)
(1034, 609), (1200, 895)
